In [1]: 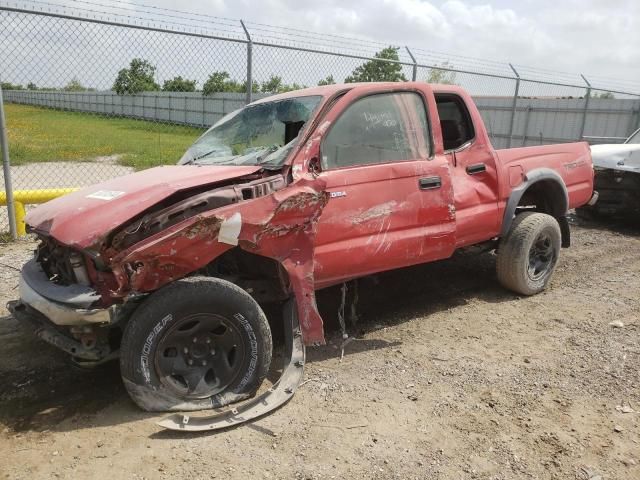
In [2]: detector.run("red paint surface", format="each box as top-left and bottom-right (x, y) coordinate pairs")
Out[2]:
(25, 165), (263, 249)
(25, 83), (594, 345)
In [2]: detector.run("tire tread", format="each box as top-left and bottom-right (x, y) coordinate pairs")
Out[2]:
(119, 276), (272, 412)
(497, 212), (561, 296)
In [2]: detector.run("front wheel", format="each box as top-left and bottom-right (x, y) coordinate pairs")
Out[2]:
(120, 276), (272, 412)
(496, 212), (561, 296)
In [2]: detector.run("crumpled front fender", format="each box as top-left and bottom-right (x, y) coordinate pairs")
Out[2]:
(109, 176), (329, 345)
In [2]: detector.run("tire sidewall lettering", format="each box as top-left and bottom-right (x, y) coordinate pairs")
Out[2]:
(140, 313), (173, 383)
(233, 312), (258, 391)
(121, 279), (272, 412)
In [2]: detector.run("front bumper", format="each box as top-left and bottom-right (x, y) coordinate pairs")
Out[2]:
(592, 169), (640, 216)
(7, 259), (118, 360)
(15, 259), (113, 326)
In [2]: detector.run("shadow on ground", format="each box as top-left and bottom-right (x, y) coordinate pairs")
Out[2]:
(0, 315), (134, 433)
(0, 250), (512, 434)
(569, 211), (640, 237)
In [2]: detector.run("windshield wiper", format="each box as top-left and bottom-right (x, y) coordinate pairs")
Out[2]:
(191, 148), (226, 162)
(189, 145), (284, 167)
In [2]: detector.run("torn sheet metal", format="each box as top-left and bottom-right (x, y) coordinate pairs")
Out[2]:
(108, 177), (329, 345)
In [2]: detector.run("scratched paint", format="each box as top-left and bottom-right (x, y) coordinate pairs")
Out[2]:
(21, 82), (596, 348)
(184, 216), (222, 240)
(350, 201), (397, 225)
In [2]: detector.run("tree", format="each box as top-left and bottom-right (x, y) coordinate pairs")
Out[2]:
(593, 91), (615, 99)
(202, 71), (231, 94)
(64, 77), (87, 92)
(113, 58), (160, 94)
(426, 62), (457, 85)
(202, 72), (303, 95)
(27, 82), (38, 90)
(261, 75), (283, 94)
(318, 75), (336, 86)
(162, 76), (197, 92)
(279, 82), (306, 93)
(259, 76), (306, 94)
(345, 46), (407, 83)
(242, 79), (260, 94)
(202, 71), (245, 95)
(1, 82), (24, 90)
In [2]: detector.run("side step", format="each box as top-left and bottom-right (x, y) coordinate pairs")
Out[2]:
(157, 300), (305, 432)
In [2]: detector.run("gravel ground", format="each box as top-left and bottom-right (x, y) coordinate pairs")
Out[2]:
(0, 218), (638, 480)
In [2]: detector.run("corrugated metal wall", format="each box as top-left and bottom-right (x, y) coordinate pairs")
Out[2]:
(4, 90), (270, 127)
(6, 90), (640, 148)
(475, 96), (640, 148)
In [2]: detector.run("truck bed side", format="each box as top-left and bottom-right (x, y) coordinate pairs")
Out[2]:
(494, 142), (594, 214)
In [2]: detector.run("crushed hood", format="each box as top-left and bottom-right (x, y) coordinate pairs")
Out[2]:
(591, 144), (640, 173)
(26, 165), (263, 249)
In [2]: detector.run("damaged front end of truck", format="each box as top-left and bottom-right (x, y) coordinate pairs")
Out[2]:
(8, 90), (339, 430)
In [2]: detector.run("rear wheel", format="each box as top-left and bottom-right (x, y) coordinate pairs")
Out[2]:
(120, 276), (272, 412)
(497, 212), (561, 296)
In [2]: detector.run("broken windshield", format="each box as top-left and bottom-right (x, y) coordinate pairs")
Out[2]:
(179, 95), (323, 168)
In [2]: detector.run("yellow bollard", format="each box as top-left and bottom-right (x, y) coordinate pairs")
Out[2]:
(0, 188), (78, 237)
(14, 201), (26, 236)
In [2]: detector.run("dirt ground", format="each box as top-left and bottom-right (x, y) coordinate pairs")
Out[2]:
(0, 217), (638, 480)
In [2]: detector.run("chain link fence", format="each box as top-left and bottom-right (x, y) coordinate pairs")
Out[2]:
(1, 2), (640, 238)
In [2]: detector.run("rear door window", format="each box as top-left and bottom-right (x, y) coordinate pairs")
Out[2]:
(435, 94), (475, 151)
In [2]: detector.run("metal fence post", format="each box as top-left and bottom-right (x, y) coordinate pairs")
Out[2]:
(579, 74), (591, 140)
(202, 94), (206, 127)
(0, 83), (18, 240)
(406, 47), (417, 82)
(521, 105), (532, 147)
(506, 63), (520, 148)
(240, 20), (253, 105)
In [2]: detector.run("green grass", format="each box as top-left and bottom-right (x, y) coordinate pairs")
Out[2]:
(5, 104), (204, 170)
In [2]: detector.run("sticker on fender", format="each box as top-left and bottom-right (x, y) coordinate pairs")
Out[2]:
(218, 212), (242, 245)
(86, 190), (125, 201)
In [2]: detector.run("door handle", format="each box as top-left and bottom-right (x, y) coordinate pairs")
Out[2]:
(466, 163), (486, 175)
(419, 176), (441, 190)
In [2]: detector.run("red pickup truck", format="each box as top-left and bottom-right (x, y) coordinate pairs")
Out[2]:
(9, 82), (595, 431)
